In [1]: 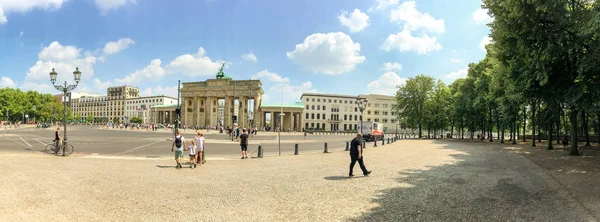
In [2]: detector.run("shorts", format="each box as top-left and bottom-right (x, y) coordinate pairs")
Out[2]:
(174, 150), (184, 159)
(196, 145), (204, 152)
(189, 154), (196, 157)
(240, 144), (248, 151)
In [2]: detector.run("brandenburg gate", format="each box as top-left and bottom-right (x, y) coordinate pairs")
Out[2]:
(180, 65), (264, 128)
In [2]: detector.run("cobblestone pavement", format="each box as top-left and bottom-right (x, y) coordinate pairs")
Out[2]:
(0, 139), (596, 221)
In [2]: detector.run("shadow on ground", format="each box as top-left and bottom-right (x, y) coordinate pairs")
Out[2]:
(350, 139), (594, 222)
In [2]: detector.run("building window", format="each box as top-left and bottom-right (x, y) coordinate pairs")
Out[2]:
(391, 119), (396, 123)
(322, 123), (325, 129)
(367, 111), (371, 115)
(306, 105), (309, 109)
(383, 119), (388, 123)
(344, 100), (347, 104)
(312, 99), (315, 102)
(323, 113), (326, 120)
(383, 111), (388, 115)
(374, 111), (379, 115)
(312, 105), (315, 110)
(334, 100), (337, 103)
(311, 123), (315, 128)
(367, 118), (371, 121)
(349, 115), (352, 121)
(317, 106), (320, 110)
(344, 115), (347, 120)
(344, 124), (347, 130)
(328, 99), (331, 103)
(355, 107), (357, 112)
(311, 113), (314, 119)
(306, 113), (309, 119)
(317, 114), (320, 119)
(383, 104), (389, 108)
(305, 123), (309, 129)
(374, 118), (379, 122)
(317, 99), (320, 102)
(368, 103), (371, 107)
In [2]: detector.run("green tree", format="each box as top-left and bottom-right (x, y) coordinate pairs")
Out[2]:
(130, 117), (143, 124)
(393, 74), (435, 138)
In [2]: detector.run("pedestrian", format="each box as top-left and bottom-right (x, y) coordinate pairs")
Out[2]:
(171, 129), (186, 169)
(194, 131), (205, 166)
(240, 128), (249, 159)
(187, 139), (197, 168)
(349, 133), (371, 177)
(236, 127), (241, 141)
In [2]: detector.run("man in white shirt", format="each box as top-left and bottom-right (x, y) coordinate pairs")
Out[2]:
(194, 131), (205, 166)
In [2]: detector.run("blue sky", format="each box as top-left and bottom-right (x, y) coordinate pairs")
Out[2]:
(0, 0), (492, 104)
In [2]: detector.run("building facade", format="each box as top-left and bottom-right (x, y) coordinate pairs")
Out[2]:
(300, 93), (396, 132)
(126, 95), (177, 124)
(71, 86), (140, 123)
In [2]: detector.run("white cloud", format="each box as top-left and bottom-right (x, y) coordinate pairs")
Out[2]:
(390, 1), (445, 34)
(251, 70), (289, 83)
(113, 59), (165, 86)
(0, 8), (6, 24)
(94, 0), (135, 14)
(141, 85), (178, 98)
(38, 41), (81, 61)
(286, 32), (365, 75)
(263, 82), (317, 105)
(382, 62), (402, 71)
(242, 51), (257, 62)
(103, 38), (135, 55)
(480, 36), (492, 51)
(338, 9), (370, 33)
(381, 30), (442, 54)
(0, 0), (66, 24)
(19, 31), (23, 37)
(473, 8), (492, 25)
(93, 78), (112, 90)
(166, 47), (225, 77)
(23, 42), (96, 93)
(370, 0), (399, 11)
(0, 77), (16, 88)
(444, 67), (468, 80)
(450, 58), (462, 63)
(367, 72), (406, 95)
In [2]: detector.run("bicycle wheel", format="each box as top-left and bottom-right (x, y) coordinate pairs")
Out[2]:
(64, 144), (74, 156)
(45, 144), (56, 154)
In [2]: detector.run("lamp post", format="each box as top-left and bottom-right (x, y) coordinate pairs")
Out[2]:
(49, 67), (81, 157)
(356, 97), (368, 136)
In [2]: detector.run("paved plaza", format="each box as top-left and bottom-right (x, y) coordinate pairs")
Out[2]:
(0, 128), (598, 221)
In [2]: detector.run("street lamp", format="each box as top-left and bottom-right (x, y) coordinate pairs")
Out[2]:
(49, 67), (81, 157)
(356, 97), (368, 136)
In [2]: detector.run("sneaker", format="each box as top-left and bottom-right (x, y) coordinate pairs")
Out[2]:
(241, 157), (245, 159)
(194, 164), (197, 168)
(364, 171), (372, 176)
(349, 174), (355, 177)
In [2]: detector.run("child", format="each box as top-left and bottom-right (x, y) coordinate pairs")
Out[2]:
(187, 139), (197, 168)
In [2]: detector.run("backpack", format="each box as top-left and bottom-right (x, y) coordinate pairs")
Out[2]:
(175, 136), (182, 148)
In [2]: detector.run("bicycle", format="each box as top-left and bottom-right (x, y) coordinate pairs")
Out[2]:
(45, 140), (74, 156)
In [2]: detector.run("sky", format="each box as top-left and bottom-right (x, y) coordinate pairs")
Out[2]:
(0, 0), (493, 105)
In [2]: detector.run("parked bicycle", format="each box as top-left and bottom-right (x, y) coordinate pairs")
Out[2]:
(45, 140), (74, 156)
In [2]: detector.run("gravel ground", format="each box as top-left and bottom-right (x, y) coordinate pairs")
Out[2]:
(0, 139), (596, 222)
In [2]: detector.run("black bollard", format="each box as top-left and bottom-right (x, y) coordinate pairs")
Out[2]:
(374, 139), (378, 147)
(324, 142), (329, 153)
(382, 138), (385, 146)
(294, 143), (299, 155)
(362, 140), (366, 149)
(387, 138), (390, 144)
(345, 141), (349, 151)
(257, 145), (263, 158)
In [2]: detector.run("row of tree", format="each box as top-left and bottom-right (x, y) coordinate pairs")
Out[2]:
(0, 88), (72, 123)
(394, 0), (600, 156)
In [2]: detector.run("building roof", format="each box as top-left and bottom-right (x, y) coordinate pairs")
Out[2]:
(301, 92), (357, 99)
(150, 104), (178, 108)
(128, 95), (177, 100)
(260, 102), (304, 109)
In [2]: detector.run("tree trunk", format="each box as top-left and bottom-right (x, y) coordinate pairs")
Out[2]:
(500, 123), (504, 144)
(418, 121), (422, 139)
(489, 108), (493, 142)
(512, 119), (517, 145)
(570, 108), (579, 155)
(556, 114), (561, 144)
(583, 110), (590, 146)
(538, 102), (542, 143)
(547, 118), (553, 150)
(451, 125), (454, 139)
(523, 104), (527, 142)
(532, 101), (536, 147)
(517, 120), (520, 141)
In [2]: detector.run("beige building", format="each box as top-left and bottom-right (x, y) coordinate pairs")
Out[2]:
(126, 95), (177, 124)
(71, 95), (109, 122)
(106, 86), (140, 122)
(360, 94), (397, 125)
(300, 93), (397, 132)
(258, 103), (304, 131)
(301, 93), (361, 131)
(72, 86), (141, 123)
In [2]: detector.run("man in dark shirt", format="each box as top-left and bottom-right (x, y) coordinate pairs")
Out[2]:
(240, 128), (249, 159)
(349, 133), (371, 177)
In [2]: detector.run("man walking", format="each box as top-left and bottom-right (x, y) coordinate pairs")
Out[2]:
(349, 133), (371, 177)
(171, 129), (186, 169)
(240, 128), (249, 159)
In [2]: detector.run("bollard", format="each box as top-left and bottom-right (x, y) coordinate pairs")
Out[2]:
(362, 140), (366, 149)
(374, 139), (378, 147)
(388, 138), (390, 144)
(345, 141), (349, 151)
(382, 138), (385, 146)
(294, 143), (299, 155)
(324, 142), (329, 153)
(257, 145), (263, 158)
